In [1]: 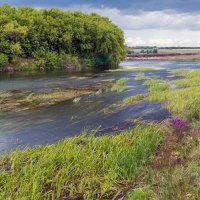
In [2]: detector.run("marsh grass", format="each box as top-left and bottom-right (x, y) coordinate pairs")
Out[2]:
(123, 94), (146, 105)
(175, 70), (200, 87)
(191, 58), (200, 61)
(131, 67), (155, 71)
(145, 71), (200, 120)
(145, 79), (170, 94)
(108, 67), (155, 72)
(111, 77), (129, 92)
(135, 73), (146, 81)
(169, 70), (190, 76)
(0, 125), (163, 200)
(126, 186), (156, 200)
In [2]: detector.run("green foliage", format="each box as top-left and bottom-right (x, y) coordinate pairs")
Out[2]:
(127, 186), (154, 200)
(0, 124), (163, 200)
(0, 53), (8, 67)
(145, 79), (170, 93)
(0, 4), (126, 71)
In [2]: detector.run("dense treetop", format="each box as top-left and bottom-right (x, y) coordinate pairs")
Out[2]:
(0, 4), (126, 70)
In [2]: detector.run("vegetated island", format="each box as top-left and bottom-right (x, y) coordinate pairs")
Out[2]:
(0, 4), (126, 72)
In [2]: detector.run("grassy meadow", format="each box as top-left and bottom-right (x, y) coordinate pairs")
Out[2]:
(0, 125), (163, 200)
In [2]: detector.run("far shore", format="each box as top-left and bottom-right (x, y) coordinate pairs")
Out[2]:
(127, 53), (200, 60)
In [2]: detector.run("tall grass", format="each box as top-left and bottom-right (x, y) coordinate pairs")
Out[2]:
(111, 78), (129, 92)
(0, 125), (163, 200)
(145, 71), (200, 120)
(135, 73), (146, 81)
(123, 94), (146, 105)
(145, 79), (170, 94)
(108, 67), (155, 72)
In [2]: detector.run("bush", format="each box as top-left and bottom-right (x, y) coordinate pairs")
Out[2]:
(33, 50), (61, 71)
(0, 54), (8, 67)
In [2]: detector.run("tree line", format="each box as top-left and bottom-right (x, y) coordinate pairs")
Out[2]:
(0, 4), (126, 71)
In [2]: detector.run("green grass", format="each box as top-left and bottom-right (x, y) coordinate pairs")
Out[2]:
(123, 94), (146, 105)
(126, 186), (155, 200)
(174, 70), (200, 87)
(132, 67), (155, 71)
(175, 77), (200, 87)
(144, 79), (170, 94)
(145, 71), (200, 120)
(0, 125), (163, 200)
(111, 78), (129, 92)
(108, 67), (155, 72)
(135, 73), (146, 81)
(137, 72), (200, 200)
(191, 58), (200, 61)
(169, 70), (190, 76)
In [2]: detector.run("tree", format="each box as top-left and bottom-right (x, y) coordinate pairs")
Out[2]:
(0, 4), (126, 70)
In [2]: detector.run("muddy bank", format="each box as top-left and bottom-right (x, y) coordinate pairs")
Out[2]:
(0, 81), (112, 112)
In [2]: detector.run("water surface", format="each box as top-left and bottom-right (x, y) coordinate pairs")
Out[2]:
(0, 60), (199, 153)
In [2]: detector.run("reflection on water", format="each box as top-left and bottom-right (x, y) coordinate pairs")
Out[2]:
(0, 60), (199, 153)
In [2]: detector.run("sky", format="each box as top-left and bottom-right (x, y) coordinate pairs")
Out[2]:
(1, 0), (200, 47)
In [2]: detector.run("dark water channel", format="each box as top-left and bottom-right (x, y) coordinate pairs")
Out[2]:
(0, 60), (200, 153)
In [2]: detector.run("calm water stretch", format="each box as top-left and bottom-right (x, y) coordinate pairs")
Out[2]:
(0, 60), (200, 153)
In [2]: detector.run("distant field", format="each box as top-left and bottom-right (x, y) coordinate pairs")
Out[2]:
(129, 48), (200, 54)
(127, 48), (200, 60)
(158, 48), (200, 54)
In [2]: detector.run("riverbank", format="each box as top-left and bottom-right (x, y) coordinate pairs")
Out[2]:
(127, 53), (200, 61)
(0, 66), (199, 199)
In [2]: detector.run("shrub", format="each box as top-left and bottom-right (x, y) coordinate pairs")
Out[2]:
(0, 53), (8, 67)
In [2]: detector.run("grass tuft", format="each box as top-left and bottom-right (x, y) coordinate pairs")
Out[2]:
(135, 73), (146, 81)
(111, 78), (129, 92)
(108, 67), (155, 72)
(123, 94), (146, 105)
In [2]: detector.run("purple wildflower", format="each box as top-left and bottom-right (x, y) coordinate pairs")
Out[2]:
(170, 119), (189, 132)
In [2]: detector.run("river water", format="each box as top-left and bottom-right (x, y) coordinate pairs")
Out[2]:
(0, 60), (199, 153)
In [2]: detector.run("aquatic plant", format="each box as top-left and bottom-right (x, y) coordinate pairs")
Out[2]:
(108, 67), (155, 72)
(135, 73), (145, 81)
(132, 67), (155, 71)
(111, 77), (129, 92)
(145, 70), (200, 120)
(145, 79), (170, 94)
(123, 94), (146, 105)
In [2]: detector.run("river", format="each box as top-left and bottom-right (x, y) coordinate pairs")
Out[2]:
(0, 60), (199, 153)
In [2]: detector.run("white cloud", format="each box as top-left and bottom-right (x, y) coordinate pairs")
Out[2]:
(72, 6), (200, 31)
(65, 5), (200, 46)
(126, 37), (200, 47)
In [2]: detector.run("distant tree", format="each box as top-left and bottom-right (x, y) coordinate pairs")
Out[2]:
(152, 48), (158, 54)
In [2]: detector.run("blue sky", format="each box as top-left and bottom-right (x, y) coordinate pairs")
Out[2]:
(1, 0), (200, 47)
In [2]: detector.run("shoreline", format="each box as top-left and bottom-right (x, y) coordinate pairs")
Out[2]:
(127, 53), (200, 61)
